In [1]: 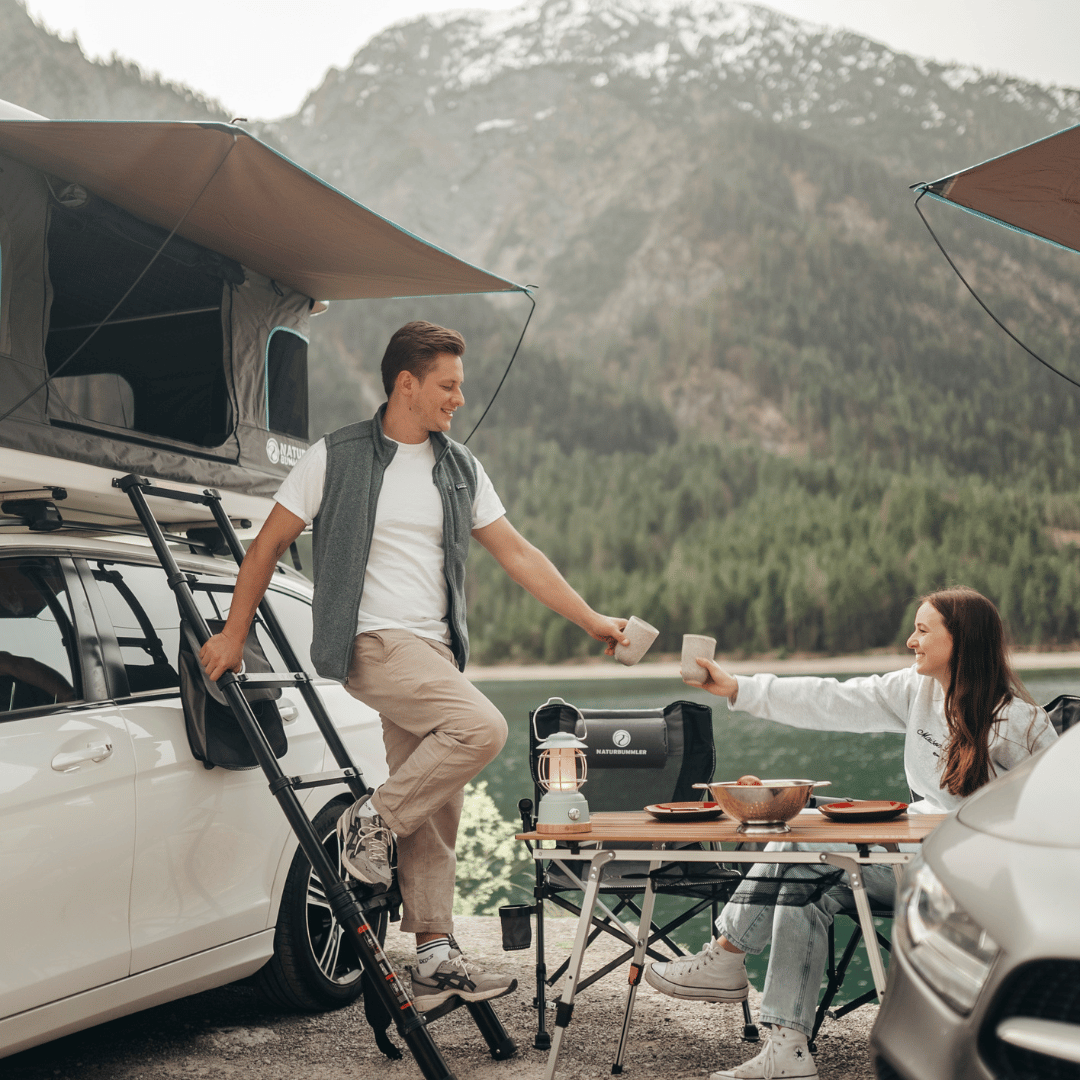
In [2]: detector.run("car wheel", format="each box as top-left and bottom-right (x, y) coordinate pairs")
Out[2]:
(255, 797), (389, 1011)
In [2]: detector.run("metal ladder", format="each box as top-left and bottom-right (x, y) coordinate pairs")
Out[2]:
(115, 473), (516, 1080)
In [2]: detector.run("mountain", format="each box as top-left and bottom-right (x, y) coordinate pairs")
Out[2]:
(249, 1), (1080, 482)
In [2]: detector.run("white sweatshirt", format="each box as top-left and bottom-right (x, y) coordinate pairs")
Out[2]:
(733, 665), (1058, 814)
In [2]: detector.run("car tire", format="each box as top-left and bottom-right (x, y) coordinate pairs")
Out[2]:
(255, 797), (389, 1011)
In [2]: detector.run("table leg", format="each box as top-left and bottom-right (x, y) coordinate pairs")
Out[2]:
(551, 857), (648, 942)
(882, 843), (905, 887)
(612, 859), (662, 1074)
(820, 852), (889, 998)
(543, 849), (616, 1080)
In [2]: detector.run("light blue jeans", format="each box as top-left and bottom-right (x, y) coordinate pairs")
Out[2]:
(716, 842), (898, 1037)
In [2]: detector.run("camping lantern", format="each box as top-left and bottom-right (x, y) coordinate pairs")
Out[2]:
(535, 729), (591, 835)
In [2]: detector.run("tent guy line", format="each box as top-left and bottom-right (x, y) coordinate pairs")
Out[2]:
(912, 189), (1080, 394)
(461, 287), (536, 447)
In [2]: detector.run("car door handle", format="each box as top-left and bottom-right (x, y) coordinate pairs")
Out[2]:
(279, 698), (299, 723)
(51, 742), (114, 772)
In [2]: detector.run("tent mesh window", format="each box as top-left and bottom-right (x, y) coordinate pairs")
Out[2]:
(265, 327), (308, 441)
(44, 191), (242, 448)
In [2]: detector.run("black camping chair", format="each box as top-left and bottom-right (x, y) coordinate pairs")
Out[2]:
(518, 696), (753, 1052)
(810, 692), (1077, 1047)
(809, 900), (894, 1050)
(1044, 694), (1080, 735)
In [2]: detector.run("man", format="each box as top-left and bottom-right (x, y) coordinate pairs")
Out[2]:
(201, 320), (628, 1011)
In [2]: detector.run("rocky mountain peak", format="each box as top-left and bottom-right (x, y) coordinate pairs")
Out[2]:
(290, 0), (1080, 178)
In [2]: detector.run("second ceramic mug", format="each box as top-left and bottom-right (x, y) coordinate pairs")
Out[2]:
(681, 634), (716, 683)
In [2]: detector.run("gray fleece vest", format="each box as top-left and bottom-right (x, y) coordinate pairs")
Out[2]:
(309, 405), (478, 680)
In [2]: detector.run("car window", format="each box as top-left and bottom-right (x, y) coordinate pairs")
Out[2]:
(89, 561), (310, 694)
(91, 561), (243, 695)
(198, 584), (316, 677)
(90, 561), (185, 694)
(0, 557), (81, 713)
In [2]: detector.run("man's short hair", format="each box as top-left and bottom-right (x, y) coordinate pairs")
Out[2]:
(381, 321), (466, 397)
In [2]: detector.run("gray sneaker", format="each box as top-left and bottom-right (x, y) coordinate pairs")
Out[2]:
(410, 947), (518, 1011)
(336, 799), (393, 890)
(645, 939), (750, 1002)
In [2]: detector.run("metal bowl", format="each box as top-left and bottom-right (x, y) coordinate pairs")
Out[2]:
(693, 779), (831, 834)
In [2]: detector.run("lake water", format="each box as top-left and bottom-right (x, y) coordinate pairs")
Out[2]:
(469, 668), (1078, 1006)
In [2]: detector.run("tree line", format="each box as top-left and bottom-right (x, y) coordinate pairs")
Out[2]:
(466, 438), (1080, 663)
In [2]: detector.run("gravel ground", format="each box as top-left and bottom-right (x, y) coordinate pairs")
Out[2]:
(5, 916), (877, 1080)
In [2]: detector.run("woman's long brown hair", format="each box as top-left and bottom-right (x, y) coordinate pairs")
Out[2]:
(924, 586), (1034, 798)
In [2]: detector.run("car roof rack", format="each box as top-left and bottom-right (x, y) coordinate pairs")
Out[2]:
(0, 494), (253, 556)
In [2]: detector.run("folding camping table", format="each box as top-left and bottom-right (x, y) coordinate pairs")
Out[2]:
(518, 809), (945, 1079)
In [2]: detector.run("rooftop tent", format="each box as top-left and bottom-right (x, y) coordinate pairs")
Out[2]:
(914, 123), (1080, 256)
(0, 113), (524, 499)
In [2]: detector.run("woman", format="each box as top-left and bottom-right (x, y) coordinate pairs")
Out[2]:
(645, 586), (1057, 1080)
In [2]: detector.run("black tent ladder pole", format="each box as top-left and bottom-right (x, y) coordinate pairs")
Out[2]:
(112, 473), (466, 1080)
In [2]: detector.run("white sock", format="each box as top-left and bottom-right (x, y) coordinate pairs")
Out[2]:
(416, 936), (452, 975)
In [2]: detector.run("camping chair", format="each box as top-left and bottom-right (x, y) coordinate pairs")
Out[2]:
(809, 692), (1077, 1047)
(809, 900), (894, 1050)
(518, 696), (753, 1052)
(1044, 694), (1079, 735)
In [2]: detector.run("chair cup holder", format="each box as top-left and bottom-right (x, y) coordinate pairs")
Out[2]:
(498, 904), (534, 951)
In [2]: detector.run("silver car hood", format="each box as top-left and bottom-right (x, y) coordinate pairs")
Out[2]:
(956, 724), (1080, 849)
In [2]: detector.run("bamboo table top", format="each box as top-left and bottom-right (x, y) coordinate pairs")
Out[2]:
(517, 809), (947, 847)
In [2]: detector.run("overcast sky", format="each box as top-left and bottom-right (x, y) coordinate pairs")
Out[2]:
(22, 0), (1080, 120)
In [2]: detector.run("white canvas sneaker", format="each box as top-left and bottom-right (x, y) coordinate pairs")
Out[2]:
(709, 1026), (819, 1080)
(644, 938), (750, 1001)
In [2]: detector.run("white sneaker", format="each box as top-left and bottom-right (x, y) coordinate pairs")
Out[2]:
(709, 1027), (818, 1079)
(644, 939), (749, 1001)
(337, 798), (393, 890)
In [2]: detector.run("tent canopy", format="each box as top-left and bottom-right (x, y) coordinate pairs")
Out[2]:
(915, 124), (1080, 257)
(0, 109), (527, 502)
(0, 118), (523, 301)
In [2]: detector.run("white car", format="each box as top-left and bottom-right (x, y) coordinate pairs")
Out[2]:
(870, 720), (1080, 1079)
(0, 527), (388, 1059)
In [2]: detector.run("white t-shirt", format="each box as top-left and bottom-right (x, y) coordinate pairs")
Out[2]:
(274, 436), (505, 645)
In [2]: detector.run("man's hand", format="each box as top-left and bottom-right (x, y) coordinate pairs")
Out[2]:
(584, 615), (630, 656)
(200, 631), (246, 682)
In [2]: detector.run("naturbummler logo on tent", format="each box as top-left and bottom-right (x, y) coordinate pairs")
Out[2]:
(266, 437), (305, 468)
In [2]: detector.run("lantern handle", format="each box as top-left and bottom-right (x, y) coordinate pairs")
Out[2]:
(532, 696), (587, 743)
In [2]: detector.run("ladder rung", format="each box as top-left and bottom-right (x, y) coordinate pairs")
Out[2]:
(114, 474), (217, 505)
(271, 768), (364, 793)
(237, 673), (308, 688)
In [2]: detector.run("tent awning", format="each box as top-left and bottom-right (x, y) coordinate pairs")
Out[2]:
(914, 124), (1080, 257)
(0, 118), (524, 300)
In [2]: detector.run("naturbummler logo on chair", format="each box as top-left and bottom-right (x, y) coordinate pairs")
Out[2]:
(598, 729), (646, 756)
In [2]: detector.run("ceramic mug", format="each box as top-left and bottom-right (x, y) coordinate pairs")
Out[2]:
(614, 616), (660, 666)
(681, 634), (717, 684)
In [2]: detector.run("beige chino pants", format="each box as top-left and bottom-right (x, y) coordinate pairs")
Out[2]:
(343, 629), (508, 933)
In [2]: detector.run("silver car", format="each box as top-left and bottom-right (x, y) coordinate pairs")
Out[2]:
(870, 723), (1080, 1079)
